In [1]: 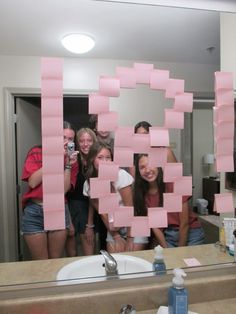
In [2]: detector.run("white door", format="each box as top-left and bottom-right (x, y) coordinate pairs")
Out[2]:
(15, 97), (41, 260)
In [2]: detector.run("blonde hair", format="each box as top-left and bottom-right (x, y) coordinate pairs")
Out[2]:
(76, 128), (97, 154)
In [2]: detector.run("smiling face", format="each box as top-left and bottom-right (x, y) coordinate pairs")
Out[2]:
(138, 155), (158, 183)
(78, 132), (94, 155)
(94, 148), (112, 170)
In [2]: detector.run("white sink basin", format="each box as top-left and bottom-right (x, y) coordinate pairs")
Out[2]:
(57, 254), (153, 283)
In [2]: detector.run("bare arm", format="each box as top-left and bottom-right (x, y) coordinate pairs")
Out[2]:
(28, 168), (42, 189)
(167, 147), (177, 163)
(152, 228), (168, 248)
(178, 201), (189, 246)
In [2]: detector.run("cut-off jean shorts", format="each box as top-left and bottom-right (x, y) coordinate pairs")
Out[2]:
(164, 227), (205, 248)
(106, 227), (149, 244)
(21, 202), (71, 235)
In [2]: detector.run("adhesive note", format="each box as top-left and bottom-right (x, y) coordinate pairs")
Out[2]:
(131, 134), (150, 153)
(89, 178), (111, 198)
(215, 105), (234, 122)
(216, 138), (234, 155)
(163, 163), (183, 182)
(183, 258), (201, 267)
(41, 98), (63, 117)
(149, 127), (170, 147)
(214, 193), (234, 213)
(131, 217), (151, 237)
(215, 89), (234, 107)
(113, 147), (134, 167)
(98, 162), (119, 181)
(41, 79), (63, 98)
(99, 76), (120, 97)
(42, 155), (63, 174)
(165, 78), (184, 98)
(42, 136), (64, 154)
(43, 174), (64, 194)
(148, 208), (168, 228)
(174, 176), (192, 196)
(147, 147), (168, 167)
(134, 62), (154, 84)
(164, 109), (184, 129)
(150, 69), (170, 90)
(97, 111), (118, 131)
(113, 206), (134, 227)
(42, 193), (65, 211)
(116, 67), (136, 88)
(214, 72), (233, 90)
(98, 194), (120, 214)
(89, 93), (110, 114)
(215, 121), (234, 139)
(41, 58), (64, 79)
(163, 193), (182, 212)
(174, 93), (193, 112)
(44, 210), (65, 230)
(215, 154), (234, 172)
(114, 127), (134, 147)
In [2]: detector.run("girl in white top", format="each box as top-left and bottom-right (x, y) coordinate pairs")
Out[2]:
(83, 141), (148, 253)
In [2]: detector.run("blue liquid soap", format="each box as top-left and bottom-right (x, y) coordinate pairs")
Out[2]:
(168, 268), (188, 314)
(152, 245), (166, 275)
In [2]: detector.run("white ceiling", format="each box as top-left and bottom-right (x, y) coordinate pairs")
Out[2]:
(0, 0), (222, 65)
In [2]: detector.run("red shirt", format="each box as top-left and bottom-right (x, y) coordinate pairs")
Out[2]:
(21, 146), (78, 208)
(145, 183), (201, 229)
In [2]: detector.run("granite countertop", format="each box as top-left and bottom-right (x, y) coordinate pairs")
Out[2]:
(0, 243), (234, 286)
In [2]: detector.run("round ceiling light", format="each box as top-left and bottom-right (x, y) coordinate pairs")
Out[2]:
(61, 33), (95, 54)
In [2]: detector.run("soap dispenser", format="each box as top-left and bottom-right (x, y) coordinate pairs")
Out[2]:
(168, 268), (188, 314)
(152, 245), (166, 275)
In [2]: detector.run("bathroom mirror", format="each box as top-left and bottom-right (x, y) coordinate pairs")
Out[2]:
(0, 0), (235, 287)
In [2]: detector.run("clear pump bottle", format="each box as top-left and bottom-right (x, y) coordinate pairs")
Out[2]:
(152, 245), (166, 275)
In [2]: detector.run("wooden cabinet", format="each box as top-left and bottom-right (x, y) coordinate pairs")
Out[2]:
(202, 177), (220, 214)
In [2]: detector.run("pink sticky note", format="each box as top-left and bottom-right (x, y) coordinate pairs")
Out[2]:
(97, 111), (118, 131)
(214, 193), (234, 213)
(113, 206), (134, 227)
(131, 217), (151, 237)
(42, 155), (63, 174)
(174, 93), (193, 112)
(163, 163), (183, 182)
(98, 194), (120, 214)
(150, 69), (170, 90)
(89, 178), (111, 198)
(216, 138), (234, 155)
(216, 105), (234, 122)
(134, 63), (154, 84)
(164, 193), (182, 212)
(42, 117), (63, 136)
(116, 67), (136, 88)
(113, 147), (134, 167)
(215, 121), (234, 139)
(42, 136), (64, 155)
(41, 58), (63, 79)
(148, 208), (168, 228)
(215, 154), (234, 172)
(43, 193), (65, 211)
(183, 258), (201, 267)
(149, 127), (170, 147)
(215, 72), (233, 90)
(215, 90), (234, 107)
(41, 79), (63, 98)
(89, 93), (110, 114)
(41, 98), (63, 117)
(42, 174), (64, 194)
(98, 162), (119, 181)
(174, 176), (192, 196)
(99, 76), (120, 97)
(164, 109), (184, 129)
(147, 147), (168, 167)
(44, 210), (65, 230)
(114, 127), (134, 147)
(131, 134), (150, 153)
(165, 79), (184, 99)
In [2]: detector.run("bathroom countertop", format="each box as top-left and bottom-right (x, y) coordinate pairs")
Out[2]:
(0, 243), (234, 286)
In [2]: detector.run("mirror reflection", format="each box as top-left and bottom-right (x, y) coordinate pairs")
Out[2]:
(1, 0), (236, 288)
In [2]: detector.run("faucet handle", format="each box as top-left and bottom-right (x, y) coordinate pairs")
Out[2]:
(119, 304), (136, 314)
(100, 250), (118, 275)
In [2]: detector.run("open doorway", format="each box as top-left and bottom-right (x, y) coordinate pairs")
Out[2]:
(14, 95), (89, 260)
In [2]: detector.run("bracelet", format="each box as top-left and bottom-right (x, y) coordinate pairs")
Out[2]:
(64, 164), (72, 170)
(86, 224), (95, 229)
(113, 234), (121, 239)
(126, 235), (134, 239)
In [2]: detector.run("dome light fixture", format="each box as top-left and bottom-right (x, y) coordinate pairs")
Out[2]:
(61, 33), (95, 54)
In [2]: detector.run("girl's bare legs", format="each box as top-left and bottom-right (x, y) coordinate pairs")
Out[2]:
(65, 223), (77, 257)
(48, 230), (67, 259)
(24, 233), (48, 260)
(80, 233), (95, 255)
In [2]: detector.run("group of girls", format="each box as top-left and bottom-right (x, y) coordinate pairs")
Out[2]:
(21, 119), (204, 260)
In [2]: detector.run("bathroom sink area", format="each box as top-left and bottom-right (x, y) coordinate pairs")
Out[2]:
(56, 253), (153, 283)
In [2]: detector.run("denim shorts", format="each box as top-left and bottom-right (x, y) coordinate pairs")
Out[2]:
(68, 199), (89, 234)
(21, 202), (71, 235)
(106, 227), (149, 244)
(164, 227), (205, 248)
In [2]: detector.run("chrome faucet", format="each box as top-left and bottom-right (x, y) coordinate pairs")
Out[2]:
(100, 250), (118, 276)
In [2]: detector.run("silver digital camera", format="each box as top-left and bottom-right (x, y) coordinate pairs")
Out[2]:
(67, 142), (75, 156)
